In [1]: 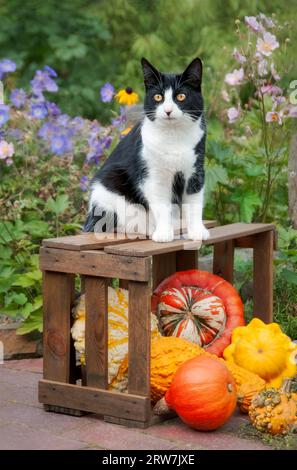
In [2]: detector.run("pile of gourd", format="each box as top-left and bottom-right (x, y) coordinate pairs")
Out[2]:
(71, 270), (297, 435)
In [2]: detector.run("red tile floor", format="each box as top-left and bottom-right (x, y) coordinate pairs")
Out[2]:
(0, 359), (270, 450)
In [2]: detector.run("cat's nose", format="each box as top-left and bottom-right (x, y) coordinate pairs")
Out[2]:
(165, 109), (172, 116)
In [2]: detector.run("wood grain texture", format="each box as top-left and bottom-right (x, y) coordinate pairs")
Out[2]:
(253, 230), (274, 323)
(104, 223), (276, 257)
(213, 240), (235, 283)
(43, 271), (76, 383)
(85, 276), (108, 388)
(40, 247), (150, 281)
(128, 281), (151, 396)
(39, 379), (151, 421)
(152, 253), (176, 290)
(42, 232), (131, 251)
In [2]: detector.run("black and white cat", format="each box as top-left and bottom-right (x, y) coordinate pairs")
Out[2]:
(84, 57), (209, 242)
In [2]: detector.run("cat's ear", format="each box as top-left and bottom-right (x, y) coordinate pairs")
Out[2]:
(141, 57), (161, 87)
(181, 58), (203, 86)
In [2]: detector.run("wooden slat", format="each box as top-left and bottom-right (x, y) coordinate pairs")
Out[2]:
(152, 253), (176, 290)
(253, 230), (274, 323)
(39, 380), (151, 422)
(43, 272), (76, 383)
(128, 281), (151, 396)
(40, 247), (150, 281)
(42, 232), (131, 251)
(85, 277), (108, 388)
(42, 221), (216, 251)
(213, 240), (235, 283)
(104, 223), (276, 257)
(105, 238), (203, 257)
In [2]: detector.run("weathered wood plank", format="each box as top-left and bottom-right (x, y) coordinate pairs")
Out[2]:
(213, 240), (235, 283)
(43, 272), (76, 383)
(152, 253), (176, 290)
(128, 281), (151, 396)
(39, 380), (151, 421)
(104, 223), (276, 257)
(253, 230), (274, 323)
(85, 276), (108, 389)
(40, 247), (150, 281)
(42, 232), (131, 251)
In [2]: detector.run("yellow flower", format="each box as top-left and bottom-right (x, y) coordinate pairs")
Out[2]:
(115, 87), (139, 106)
(121, 126), (132, 136)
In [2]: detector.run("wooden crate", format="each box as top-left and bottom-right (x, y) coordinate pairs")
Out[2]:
(38, 221), (276, 428)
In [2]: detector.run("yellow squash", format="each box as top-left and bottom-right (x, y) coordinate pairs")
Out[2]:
(223, 318), (297, 388)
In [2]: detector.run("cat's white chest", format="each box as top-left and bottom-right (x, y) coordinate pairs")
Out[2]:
(141, 117), (203, 176)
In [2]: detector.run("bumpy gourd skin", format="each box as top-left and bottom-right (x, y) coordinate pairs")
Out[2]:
(223, 318), (297, 388)
(249, 387), (297, 435)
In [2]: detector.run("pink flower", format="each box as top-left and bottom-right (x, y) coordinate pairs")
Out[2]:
(282, 105), (297, 118)
(232, 48), (246, 64)
(260, 84), (282, 95)
(244, 16), (264, 33)
(225, 68), (244, 86)
(272, 95), (286, 109)
(0, 140), (14, 160)
(266, 111), (282, 124)
(271, 63), (280, 81)
(257, 32), (279, 56)
(259, 13), (275, 28)
(227, 106), (240, 123)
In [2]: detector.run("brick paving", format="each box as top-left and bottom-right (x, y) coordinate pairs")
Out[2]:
(0, 359), (270, 450)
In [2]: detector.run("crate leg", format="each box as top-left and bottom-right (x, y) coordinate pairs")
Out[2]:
(44, 404), (86, 417)
(85, 276), (108, 388)
(43, 271), (76, 384)
(213, 240), (235, 283)
(253, 230), (274, 322)
(152, 252), (176, 290)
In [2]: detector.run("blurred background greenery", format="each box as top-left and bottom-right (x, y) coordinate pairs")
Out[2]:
(1, 0), (296, 121)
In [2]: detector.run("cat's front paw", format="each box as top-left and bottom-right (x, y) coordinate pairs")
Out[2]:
(187, 225), (210, 241)
(152, 226), (174, 243)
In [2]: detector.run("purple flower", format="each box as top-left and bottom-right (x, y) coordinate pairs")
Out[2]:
(101, 135), (112, 149)
(7, 128), (23, 140)
(46, 101), (61, 117)
(244, 16), (264, 33)
(232, 48), (246, 64)
(50, 133), (72, 155)
(70, 116), (85, 132)
(272, 96), (286, 109)
(0, 59), (16, 80)
(86, 136), (103, 164)
(44, 65), (58, 78)
(257, 32), (279, 57)
(30, 70), (58, 97)
(10, 88), (27, 108)
(100, 83), (115, 103)
(38, 122), (58, 141)
(80, 176), (89, 191)
(56, 114), (70, 127)
(29, 102), (48, 119)
(227, 106), (240, 123)
(225, 68), (244, 86)
(112, 106), (127, 128)
(0, 105), (10, 127)
(257, 57), (268, 77)
(259, 13), (275, 29)
(260, 84), (282, 96)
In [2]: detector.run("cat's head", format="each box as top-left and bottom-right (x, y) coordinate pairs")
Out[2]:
(141, 57), (204, 124)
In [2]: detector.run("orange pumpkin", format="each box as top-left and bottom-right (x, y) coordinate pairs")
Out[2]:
(165, 355), (237, 430)
(152, 269), (244, 356)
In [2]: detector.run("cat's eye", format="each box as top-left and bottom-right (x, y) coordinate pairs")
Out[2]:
(153, 94), (163, 102)
(176, 93), (186, 102)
